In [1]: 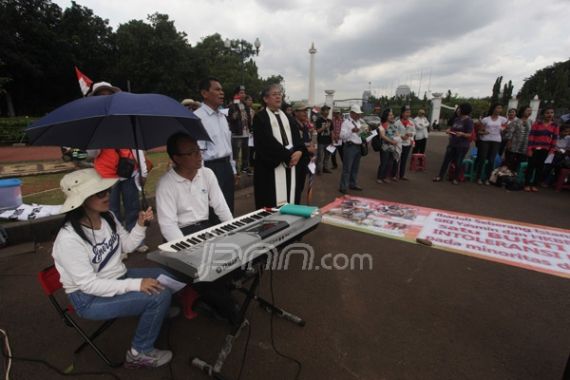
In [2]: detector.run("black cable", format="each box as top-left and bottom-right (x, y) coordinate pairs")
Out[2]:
(1, 328), (121, 380)
(236, 321), (252, 380)
(3, 354), (121, 380)
(268, 264), (302, 380)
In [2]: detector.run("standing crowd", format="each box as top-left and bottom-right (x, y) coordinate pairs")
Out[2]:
(48, 77), (569, 370)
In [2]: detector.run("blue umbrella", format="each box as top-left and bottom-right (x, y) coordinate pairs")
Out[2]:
(26, 92), (211, 149)
(25, 92), (211, 210)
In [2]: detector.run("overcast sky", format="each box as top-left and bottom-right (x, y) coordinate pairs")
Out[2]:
(54, 0), (570, 104)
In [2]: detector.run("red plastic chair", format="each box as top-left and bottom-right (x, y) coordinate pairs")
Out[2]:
(555, 168), (570, 192)
(37, 265), (122, 367)
(409, 153), (427, 171)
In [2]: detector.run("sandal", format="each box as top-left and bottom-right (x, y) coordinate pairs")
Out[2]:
(432, 177), (442, 182)
(531, 187), (539, 192)
(524, 186), (531, 192)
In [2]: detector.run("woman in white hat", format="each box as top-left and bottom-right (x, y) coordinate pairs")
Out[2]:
(52, 168), (174, 368)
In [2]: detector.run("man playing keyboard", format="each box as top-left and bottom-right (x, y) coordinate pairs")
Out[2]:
(156, 132), (233, 240)
(156, 132), (239, 325)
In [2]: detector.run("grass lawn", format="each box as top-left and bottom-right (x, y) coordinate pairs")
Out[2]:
(21, 152), (171, 205)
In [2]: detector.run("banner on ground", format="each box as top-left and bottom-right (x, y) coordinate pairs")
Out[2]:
(320, 196), (570, 279)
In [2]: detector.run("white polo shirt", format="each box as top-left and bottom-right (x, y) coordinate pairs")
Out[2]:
(156, 167), (233, 241)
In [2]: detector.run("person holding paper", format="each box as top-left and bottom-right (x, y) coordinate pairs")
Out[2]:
(433, 103), (474, 184)
(52, 169), (174, 368)
(252, 84), (308, 208)
(543, 123), (570, 186)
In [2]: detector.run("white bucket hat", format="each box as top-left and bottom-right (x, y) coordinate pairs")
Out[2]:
(350, 104), (364, 114)
(60, 169), (118, 213)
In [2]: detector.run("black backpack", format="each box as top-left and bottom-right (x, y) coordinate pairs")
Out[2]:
(501, 176), (524, 191)
(116, 149), (136, 178)
(371, 134), (382, 152)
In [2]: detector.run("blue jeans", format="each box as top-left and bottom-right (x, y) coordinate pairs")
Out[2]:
(68, 267), (173, 353)
(378, 149), (394, 180)
(438, 145), (469, 181)
(110, 177), (140, 232)
(339, 143), (361, 191)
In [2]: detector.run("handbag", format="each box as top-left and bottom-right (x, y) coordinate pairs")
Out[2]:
(115, 149), (136, 178)
(360, 142), (369, 156)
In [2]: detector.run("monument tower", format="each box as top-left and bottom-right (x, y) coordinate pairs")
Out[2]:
(308, 42), (317, 106)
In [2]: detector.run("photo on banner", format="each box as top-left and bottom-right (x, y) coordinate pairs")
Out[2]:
(320, 196), (570, 279)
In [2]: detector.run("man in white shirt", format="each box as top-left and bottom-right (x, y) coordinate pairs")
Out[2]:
(156, 133), (239, 326)
(156, 133), (232, 242)
(193, 77), (237, 213)
(338, 104), (365, 194)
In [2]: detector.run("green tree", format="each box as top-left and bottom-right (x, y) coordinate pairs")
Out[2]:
(113, 13), (193, 99)
(0, 0), (69, 115)
(191, 34), (264, 102)
(501, 80), (513, 106)
(490, 76), (503, 106)
(58, 1), (115, 90)
(519, 59), (570, 107)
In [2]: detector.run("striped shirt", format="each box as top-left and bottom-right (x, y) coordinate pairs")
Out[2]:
(506, 118), (532, 155)
(527, 121), (559, 155)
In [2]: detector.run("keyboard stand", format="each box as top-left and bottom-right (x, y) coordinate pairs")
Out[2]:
(190, 263), (305, 379)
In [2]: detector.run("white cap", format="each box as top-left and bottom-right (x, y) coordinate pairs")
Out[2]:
(350, 104), (363, 114)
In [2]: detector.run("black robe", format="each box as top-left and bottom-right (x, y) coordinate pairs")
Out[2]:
(253, 109), (308, 208)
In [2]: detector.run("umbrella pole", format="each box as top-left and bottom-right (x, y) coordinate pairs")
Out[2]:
(130, 116), (149, 211)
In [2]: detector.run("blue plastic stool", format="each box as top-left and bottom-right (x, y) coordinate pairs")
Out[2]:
(462, 159), (475, 182)
(517, 162), (535, 183)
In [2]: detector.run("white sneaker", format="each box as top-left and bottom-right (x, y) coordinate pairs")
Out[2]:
(125, 348), (173, 368)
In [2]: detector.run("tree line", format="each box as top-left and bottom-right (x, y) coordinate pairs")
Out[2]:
(0, 0), (282, 116)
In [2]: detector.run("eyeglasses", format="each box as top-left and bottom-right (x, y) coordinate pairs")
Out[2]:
(176, 149), (206, 156)
(95, 188), (111, 199)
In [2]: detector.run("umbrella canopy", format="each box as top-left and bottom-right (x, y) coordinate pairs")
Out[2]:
(26, 92), (211, 150)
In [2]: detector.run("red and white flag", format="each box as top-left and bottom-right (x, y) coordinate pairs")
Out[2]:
(74, 66), (93, 96)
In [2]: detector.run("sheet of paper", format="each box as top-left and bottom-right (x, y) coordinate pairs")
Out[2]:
(308, 161), (316, 174)
(157, 274), (186, 292)
(544, 153), (555, 164)
(366, 130), (378, 142)
(326, 145), (336, 153)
